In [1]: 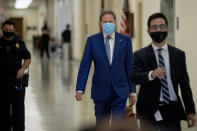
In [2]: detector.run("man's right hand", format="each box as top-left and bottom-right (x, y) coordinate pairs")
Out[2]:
(75, 92), (83, 101)
(187, 113), (196, 128)
(151, 67), (166, 79)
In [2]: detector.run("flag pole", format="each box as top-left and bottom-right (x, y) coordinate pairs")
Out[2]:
(122, 0), (134, 37)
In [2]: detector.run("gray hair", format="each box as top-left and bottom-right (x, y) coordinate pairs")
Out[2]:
(99, 10), (116, 22)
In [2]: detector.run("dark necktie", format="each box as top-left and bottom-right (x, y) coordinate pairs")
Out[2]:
(105, 36), (111, 63)
(158, 48), (170, 104)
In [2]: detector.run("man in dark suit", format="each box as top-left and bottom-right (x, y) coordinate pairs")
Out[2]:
(75, 10), (136, 125)
(62, 24), (71, 44)
(61, 24), (71, 60)
(132, 12), (196, 131)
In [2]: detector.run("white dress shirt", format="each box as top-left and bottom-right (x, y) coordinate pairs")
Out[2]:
(104, 32), (115, 65)
(149, 43), (177, 101)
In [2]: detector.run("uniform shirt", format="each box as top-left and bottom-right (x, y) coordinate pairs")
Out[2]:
(0, 37), (31, 77)
(149, 43), (177, 101)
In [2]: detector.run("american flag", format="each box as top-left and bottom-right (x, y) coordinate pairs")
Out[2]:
(0, 4), (4, 14)
(120, 0), (129, 35)
(101, 0), (104, 12)
(120, 12), (127, 34)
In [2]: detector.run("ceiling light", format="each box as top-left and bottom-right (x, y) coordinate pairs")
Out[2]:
(15, 0), (33, 9)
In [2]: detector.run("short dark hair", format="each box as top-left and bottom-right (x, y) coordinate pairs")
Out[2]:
(66, 24), (70, 28)
(147, 12), (168, 28)
(2, 20), (16, 28)
(99, 10), (116, 22)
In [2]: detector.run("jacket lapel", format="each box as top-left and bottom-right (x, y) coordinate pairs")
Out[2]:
(168, 45), (177, 92)
(146, 44), (158, 69)
(111, 32), (121, 66)
(168, 45), (175, 72)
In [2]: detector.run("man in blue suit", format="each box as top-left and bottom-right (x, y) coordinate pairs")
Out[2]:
(75, 10), (136, 125)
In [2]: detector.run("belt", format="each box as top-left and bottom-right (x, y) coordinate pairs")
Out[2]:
(158, 101), (178, 107)
(159, 101), (167, 106)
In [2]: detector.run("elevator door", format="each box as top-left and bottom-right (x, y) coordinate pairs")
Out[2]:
(161, 0), (175, 46)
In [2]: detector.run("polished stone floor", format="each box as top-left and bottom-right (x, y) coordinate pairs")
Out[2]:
(25, 45), (197, 131)
(25, 46), (95, 131)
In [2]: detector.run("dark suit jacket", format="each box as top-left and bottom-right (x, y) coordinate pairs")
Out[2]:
(76, 32), (136, 100)
(131, 44), (195, 120)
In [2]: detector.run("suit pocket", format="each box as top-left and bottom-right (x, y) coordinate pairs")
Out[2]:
(120, 76), (128, 82)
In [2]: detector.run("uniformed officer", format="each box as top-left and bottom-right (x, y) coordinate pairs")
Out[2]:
(0, 20), (31, 131)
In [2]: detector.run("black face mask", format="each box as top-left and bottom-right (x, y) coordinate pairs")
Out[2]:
(3, 31), (14, 38)
(150, 31), (168, 43)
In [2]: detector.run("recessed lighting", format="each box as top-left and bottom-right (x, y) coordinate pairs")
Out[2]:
(15, 0), (33, 9)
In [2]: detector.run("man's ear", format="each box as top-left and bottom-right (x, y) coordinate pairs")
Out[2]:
(99, 23), (103, 32)
(166, 27), (169, 32)
(114, 21), (117, 31)
(147, 29), (151, 36)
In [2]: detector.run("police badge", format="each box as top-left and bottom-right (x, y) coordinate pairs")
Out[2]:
(16, 43), (20, 48)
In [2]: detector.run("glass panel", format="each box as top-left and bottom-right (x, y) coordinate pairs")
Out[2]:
(161, 0), (175, 46)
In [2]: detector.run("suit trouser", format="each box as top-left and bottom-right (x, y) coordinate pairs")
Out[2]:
(93, 86), (127, 125)
(2, 84), (25, 131)
(40, 44), (50, 58)
(140, 102), (181, 131)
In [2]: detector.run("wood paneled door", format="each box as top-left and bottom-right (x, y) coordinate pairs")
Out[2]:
(10, 17), (23, 40)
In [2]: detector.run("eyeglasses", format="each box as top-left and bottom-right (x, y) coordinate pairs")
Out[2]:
(150, 24), (167, 30)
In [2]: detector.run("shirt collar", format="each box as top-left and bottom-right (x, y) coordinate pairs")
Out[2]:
(151, 42), (168, 52)
(103, 32), (115, 39)
(2, 37), (16, 44)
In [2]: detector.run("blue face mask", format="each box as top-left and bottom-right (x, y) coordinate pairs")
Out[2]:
(102, 23), (115, 35)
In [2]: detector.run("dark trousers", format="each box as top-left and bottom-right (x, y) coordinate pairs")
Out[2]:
(140, 102), (181, 131)
(93, 86), (127, 126)
(40, 44), (50, 58)
(2, 84), (26, 131)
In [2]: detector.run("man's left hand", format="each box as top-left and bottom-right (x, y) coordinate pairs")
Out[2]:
(187, 113), (196, 128)
(16, 68), (25, 79)
(129, 96), (136, 106)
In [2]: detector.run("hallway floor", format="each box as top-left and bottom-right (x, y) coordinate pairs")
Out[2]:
(24, 46), (197, 131)
(25, 46), (95, 131)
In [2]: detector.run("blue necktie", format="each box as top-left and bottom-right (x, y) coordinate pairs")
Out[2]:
(158, 48), (170, 104)
(105, 36), (111, 63)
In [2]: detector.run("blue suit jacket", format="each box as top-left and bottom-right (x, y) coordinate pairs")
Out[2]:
(76, 32), (136, 100)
